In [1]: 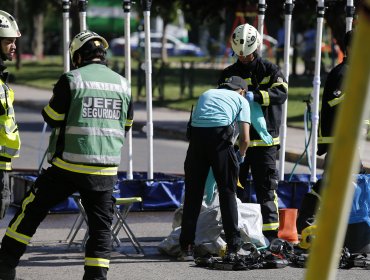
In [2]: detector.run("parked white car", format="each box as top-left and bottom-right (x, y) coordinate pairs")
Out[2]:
(110, 32), (204, 57)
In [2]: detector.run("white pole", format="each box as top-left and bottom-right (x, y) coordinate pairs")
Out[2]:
(278, 0), (294, 181)
(310, 0), (325, 183)
(142, 0), (154, 179)
(346, 0), (355, 32)
(62, 0), (71, 73)
(123, 0), (134, 180)
(78, 0), (87, 31)
(257, 0), (267, 55)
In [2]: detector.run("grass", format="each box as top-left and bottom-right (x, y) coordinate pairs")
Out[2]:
(7, 56), (320, 129)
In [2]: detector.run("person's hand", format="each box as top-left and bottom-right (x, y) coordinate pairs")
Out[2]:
(236, 150), (245, 164)
(260, 132), (274, 145)
(245, 91), (254, 102)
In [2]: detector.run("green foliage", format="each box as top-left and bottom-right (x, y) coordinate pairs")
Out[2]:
(7, 56), (321, 128)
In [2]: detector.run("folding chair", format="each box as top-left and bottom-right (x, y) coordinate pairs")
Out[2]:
(66, 194), (144, 254)
(111, 197), (144, 254)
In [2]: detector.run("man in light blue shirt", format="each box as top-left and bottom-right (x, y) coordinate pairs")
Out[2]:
(178, 76), (250, 263)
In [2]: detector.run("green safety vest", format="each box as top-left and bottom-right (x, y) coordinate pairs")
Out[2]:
(0, 80), (21, 169)
(47, 64), (130, 175)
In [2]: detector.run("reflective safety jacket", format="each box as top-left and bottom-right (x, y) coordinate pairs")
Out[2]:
(219, 56), (288, 147)
(317, 57), (370, 155)
(43, 63), (132, 175)
(0, 78), (21, 170)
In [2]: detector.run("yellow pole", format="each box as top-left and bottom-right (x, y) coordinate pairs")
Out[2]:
(305, 1), (370, 280)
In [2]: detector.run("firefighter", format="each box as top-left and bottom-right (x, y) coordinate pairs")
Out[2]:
(297, 30), (369, 233)
(218, 23), (288, 241)
(0, 10), (21, 220)
(318, 29), (368, 166)
(0, 30), (133, 280)
(179, 76), (250, 262)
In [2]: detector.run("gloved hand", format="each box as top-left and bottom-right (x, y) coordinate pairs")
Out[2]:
(249, 101), (274, 145)
(259, 131), (274, 145)
(204, 168), (217, 205)
(236, 150), (245, 164)
(245, 91), (254, 102)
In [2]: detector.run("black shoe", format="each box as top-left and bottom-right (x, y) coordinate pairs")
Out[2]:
(177, 244), (194, 261)
(222, 252), (247, 271)
(0, 264), (16, 280)
(264, 230), (278, 243)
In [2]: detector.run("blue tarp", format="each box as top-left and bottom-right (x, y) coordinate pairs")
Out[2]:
(349, 174), (370, 226)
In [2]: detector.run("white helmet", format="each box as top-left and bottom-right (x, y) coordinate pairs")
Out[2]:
(0, 10), (21, 38)
(231, 24), (261, 56)
(69, 30), (108, 60)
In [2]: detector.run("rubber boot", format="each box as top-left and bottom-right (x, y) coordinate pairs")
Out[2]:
(278, 208), (299, 244)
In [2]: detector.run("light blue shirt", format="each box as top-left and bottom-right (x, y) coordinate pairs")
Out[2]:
(191, 88), (250, 127)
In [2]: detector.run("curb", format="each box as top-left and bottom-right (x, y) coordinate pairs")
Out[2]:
(16, 102), (369, 173)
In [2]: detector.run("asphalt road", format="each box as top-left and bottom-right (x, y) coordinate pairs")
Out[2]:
(3, 105), (366, 280)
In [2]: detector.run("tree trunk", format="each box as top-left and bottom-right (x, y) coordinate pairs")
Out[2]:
(161, 23), (168, 63)
(32, 13), (44, 59)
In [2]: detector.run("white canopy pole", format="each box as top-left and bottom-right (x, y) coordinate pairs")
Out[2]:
(123, 0), (134, 180)
(278, 0), (294, 181)
(257, 0), (267, 55)
(310, 0), (325, 183)
(62, 0), (71, 72)
(346, 0), (355, 31)
(78, 0), (87, 31)
(141, 0), (154, 179)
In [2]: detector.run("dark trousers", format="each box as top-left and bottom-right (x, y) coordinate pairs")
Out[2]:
(0, 165), (116, 280)
(180, 127), (241, 252)
(0, 170), (10, 219)
(238, 145), (279, 232)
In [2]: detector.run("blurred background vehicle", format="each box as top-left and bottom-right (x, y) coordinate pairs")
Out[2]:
(110, 32), (204, 57)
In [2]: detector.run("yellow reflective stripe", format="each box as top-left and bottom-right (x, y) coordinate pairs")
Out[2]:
(0, 146), (20, 157)
(310, 189), (321, 201)
(43, 104), (65, 121)
(271, 81), (288, 91)
(260, 90), (270, 106)
(0, 161), (12, 170)
(52, 157), (118, 175)
(6, 191), (36, 244)
(317, 136), (334, 144)
(5, 227), (31, 245)
(125, 119), (133, 127)
(245, 78), (252, 86)
(249, 137), (280, 147)
(328, 94), (345, 107)
(364, 119), (369, 125)
(263, 222), (279, 231)
(85, 257), (110, 268)
(260, 75), (271, 84)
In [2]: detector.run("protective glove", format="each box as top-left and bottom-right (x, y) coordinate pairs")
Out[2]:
(249, 101), (274, 145)
(245, 91), (254, 102)
(236, 150), (245, 164)
(204, 168), (217, 205)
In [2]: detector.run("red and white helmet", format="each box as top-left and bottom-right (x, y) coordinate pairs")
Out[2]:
(0, 10), (21, 38)
(231, 23), (261, 56)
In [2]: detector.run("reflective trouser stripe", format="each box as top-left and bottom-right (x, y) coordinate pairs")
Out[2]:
(85, 257), (110, 268)
(5, 227), (31, 245)
(5, 191), (35, 245)
(263, 222), (280, 231)
(263, 190), (279, 231)
(0, 161), (12, 170)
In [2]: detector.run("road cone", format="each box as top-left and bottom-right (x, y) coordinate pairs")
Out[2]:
(278, 208), (299, 244)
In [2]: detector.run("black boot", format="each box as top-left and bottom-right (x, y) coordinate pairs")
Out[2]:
(0, 260), (15, 280)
